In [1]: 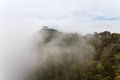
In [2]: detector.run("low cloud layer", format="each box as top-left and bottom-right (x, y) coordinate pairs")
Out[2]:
(0, 27), (95, 80)
(0, 30), (38, 80)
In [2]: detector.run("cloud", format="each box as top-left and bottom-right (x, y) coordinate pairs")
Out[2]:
(93, 16), (120, 21)
(0, 0), (120, 34)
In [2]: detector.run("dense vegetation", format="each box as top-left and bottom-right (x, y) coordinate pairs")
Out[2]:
(28, 27), (120, 80)
(89, 31), (120, 80)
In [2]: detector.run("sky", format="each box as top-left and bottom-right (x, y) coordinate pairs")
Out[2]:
(0, 0), (120, 34)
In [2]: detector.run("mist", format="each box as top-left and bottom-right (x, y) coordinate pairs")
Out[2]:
(0, 29), (39, 80)
(27, 27), (95, 80)
(0, 26), (95, 80)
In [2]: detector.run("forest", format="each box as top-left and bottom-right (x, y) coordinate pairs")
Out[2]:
(27, 27), (120, 80)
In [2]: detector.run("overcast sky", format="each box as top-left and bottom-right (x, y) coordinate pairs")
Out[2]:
(0, 0), (120, 34)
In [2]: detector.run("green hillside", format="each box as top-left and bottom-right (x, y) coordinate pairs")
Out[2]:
(27, 28), (120, 80)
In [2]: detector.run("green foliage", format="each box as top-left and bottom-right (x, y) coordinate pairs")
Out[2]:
(28, 30), (120, 80)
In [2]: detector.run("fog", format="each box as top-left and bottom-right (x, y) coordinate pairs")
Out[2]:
(27, 28), (95, 80)
(0, 27), (95, 80)
(0, 29), (39, 80)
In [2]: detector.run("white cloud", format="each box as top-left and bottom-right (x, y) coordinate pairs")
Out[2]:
(0, 0), (120, 33)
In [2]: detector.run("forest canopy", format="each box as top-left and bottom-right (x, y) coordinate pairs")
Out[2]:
(27, 27), (120, 80)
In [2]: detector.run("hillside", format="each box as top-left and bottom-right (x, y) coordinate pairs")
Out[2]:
(27, 27), (120, 80)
